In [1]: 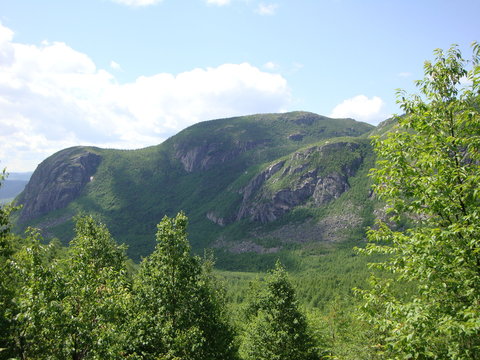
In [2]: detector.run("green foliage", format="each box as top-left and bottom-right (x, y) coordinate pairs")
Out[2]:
(128, 212), (238, 360)
(307, 298), (378, 360)
(0, 169), (16, 251)
(0, 169), (23, 359)
(3, 210), (243, 359)
(8, 229), (62, 358)
(4, 215), (131, 359)
(218, 244), (384, 311)
(219, 254), (383, 360)
(359, 44), (480, 359)
(50, 215), (131, 359)
(240, 261), (320, 360)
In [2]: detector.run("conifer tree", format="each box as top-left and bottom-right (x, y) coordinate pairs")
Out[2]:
(241, 261), (319, 360)
(128, 212), (237, 360)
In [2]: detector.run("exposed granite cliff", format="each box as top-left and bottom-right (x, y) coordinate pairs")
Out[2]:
(234, 141), (365, 223)
(174, 139), (268, 172)
(18, 147), (101, 222)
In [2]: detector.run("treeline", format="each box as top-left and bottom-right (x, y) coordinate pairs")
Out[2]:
(0, 207), (328, 359)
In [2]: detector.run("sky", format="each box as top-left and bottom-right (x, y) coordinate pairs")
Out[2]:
(0, 0), (479, 172)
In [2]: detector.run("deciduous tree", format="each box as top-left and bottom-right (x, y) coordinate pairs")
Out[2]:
(13, 215), (133, 360)
(0, 169), (21, 359)
(53, 215), (131, 359)
(360, 43), (480, 359)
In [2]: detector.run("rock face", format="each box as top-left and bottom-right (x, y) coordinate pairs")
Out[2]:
(236, 160), (288, 223)
(18, 147), (101, 222)
(234, 141), (365, 224)
(174, 140), (267, 173)
(206, 211), (227, 227)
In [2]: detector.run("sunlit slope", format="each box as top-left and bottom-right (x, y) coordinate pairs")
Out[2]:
(16, 111), (376, 264)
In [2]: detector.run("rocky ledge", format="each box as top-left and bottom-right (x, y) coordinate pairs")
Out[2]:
(17, 147), (101, 222)
(234, 141), (364, 224)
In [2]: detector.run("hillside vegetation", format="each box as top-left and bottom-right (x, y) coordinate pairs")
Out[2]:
(15, 111), (377, 265)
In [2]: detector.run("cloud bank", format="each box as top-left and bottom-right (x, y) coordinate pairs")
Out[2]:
(330, 95), (387, 125)
(0, 24), (290, 171)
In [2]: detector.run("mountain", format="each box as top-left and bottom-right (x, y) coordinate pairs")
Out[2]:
(15, 111), (378, 266)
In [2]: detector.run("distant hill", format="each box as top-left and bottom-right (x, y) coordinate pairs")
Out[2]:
(0, 172), (32, 204)
(15, 111), (382, 267)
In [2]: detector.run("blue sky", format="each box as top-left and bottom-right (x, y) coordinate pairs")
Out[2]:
(0, 0), (479, 172)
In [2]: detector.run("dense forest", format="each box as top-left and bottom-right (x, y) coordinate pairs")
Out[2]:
(1, 45), (479, 359)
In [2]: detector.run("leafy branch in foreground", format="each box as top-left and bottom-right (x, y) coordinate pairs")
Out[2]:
(358, 43), (480, 359)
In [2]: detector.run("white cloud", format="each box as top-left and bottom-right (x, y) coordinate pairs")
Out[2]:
(110, 61), (122, 71)
(256, 3), (278, 15)
(398, 72), (412, 78)
(206, 0), (231, 6)
(109, 0), (163, 7)
(0, 24), (290, 172)
(0, 23), (14, 43)
(0, 24), (15, 66)
(264, 61), (280, 71)
(330, 95), (387, 125)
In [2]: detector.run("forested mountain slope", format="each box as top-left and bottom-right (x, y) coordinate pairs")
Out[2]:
(15, 111), (379, 264)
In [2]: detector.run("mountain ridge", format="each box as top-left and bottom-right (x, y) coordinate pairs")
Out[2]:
(14, 111), (379, 266)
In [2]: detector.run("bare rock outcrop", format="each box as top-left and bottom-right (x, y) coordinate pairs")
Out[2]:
(235, 141), (364, 224)
(174, 140), (268, 173)
(18, 147), (101, 222)
(206, 211), (228, 227)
